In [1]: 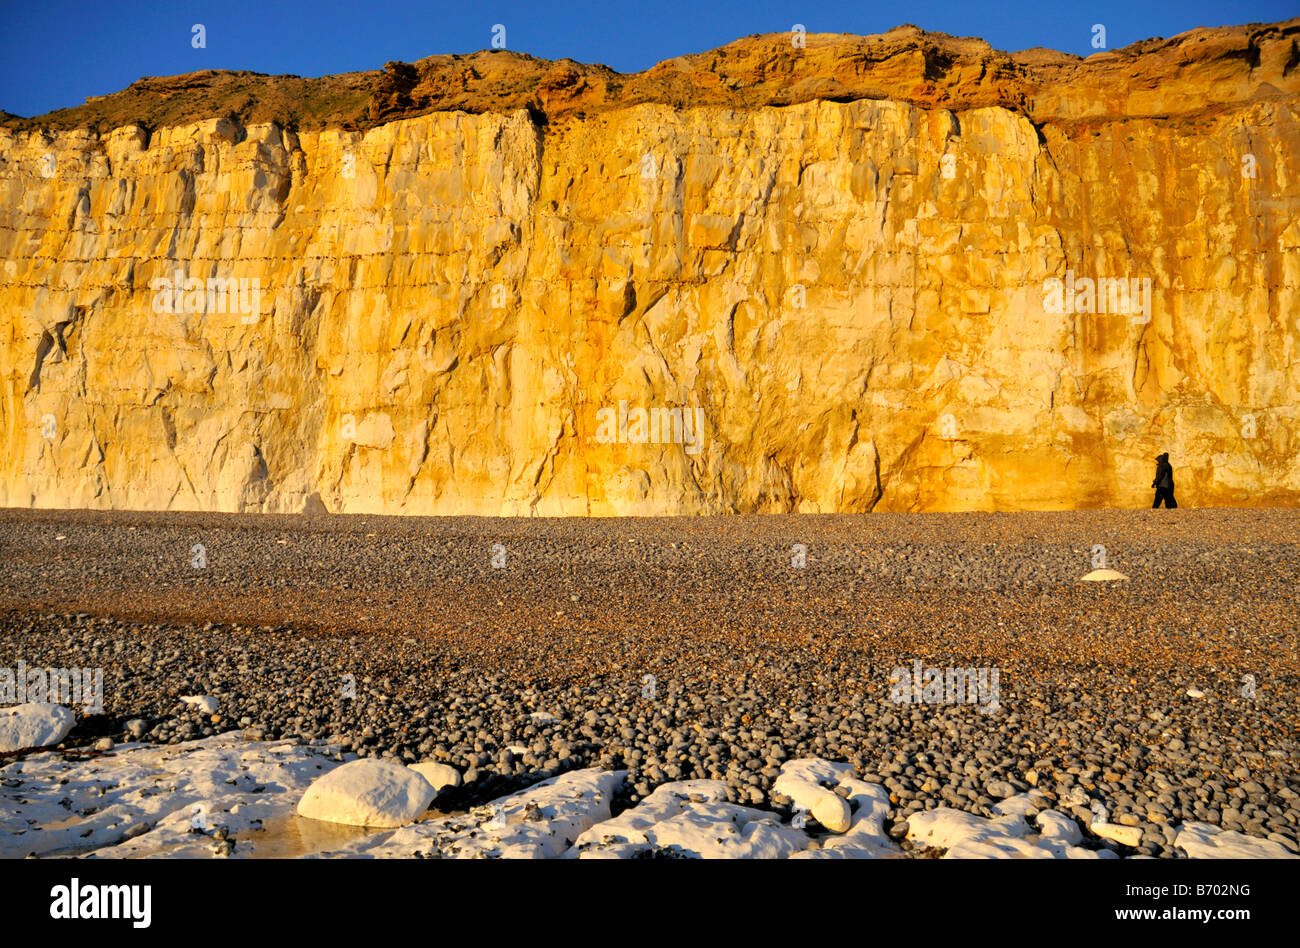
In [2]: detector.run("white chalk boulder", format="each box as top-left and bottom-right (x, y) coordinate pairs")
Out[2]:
(1175, 822), (1299, 859)
(298, 759), (437, 827)
(773, 776), (852, 833)
(180, 695), (219, 714)
(0, 703), (75, 752)
(408, 761), (462, 791)
(1081, 569), (1129, 582)
(1091, 821), (1143, 847)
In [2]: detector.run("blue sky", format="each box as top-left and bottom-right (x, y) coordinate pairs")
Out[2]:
(2, 0), (1294, 117)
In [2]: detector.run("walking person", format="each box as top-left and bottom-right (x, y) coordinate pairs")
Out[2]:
(1152, 452), (1177, 508)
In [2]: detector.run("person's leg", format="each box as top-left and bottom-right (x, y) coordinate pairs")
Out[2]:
(1168, 491), (1177, 509)
(1153, 491), (1161, 508)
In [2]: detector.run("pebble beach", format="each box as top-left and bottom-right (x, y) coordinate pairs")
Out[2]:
(1, 507), (1297, 858)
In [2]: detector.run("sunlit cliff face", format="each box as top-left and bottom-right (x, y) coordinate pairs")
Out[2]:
(2, 24), (1298, 514)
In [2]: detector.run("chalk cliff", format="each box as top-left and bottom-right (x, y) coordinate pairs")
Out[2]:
(2, 22), (1298, 513)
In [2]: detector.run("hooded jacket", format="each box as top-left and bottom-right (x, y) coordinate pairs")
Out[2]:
(1153, 454), (1174, 490)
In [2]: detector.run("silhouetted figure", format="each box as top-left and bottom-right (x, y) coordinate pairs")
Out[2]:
(1152, 452), (1177, 508)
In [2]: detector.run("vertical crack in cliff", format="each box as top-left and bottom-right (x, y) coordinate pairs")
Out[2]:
(26, 306), (84, 394)
(1282, 38), (1300, 76)
(868, 439), (884, 511)
(27, 330), (54, 393)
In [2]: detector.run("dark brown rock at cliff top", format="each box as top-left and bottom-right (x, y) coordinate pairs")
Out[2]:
(5, 19), (1298, 134)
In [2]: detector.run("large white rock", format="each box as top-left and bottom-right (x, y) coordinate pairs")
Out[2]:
(908, 805), (1116, 859)
(334, 768), (627, 858)
(1175, 822), (1299, 858)
(0, 703), (75, 752)
(785, 760), (899, 859)
(0, 733), (350, 858)
(180, 695), (219, 714)
(1092, 821), (1143, 847)
(772, 764), (853, 834)
(408, 761), (462, 790)
(1080, 569), (1130, 582)
(569, 779), (807, 859)
(297, 759), (436, 828)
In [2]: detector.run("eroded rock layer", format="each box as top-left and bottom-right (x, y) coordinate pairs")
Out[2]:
(2, 23), (1298, 513)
